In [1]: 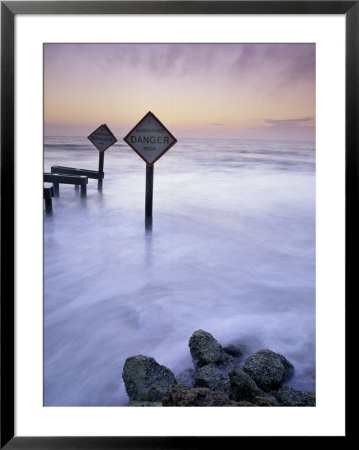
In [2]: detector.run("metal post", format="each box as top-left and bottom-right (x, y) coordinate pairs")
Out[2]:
(145, 164), (154, 231)
(98, 151), (104, 190)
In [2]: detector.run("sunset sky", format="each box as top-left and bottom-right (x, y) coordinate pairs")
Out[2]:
(44, 43), (315, 141)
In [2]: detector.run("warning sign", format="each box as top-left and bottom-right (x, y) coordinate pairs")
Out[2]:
(123, 111), (177, 165)
(88, 124), (117, 152)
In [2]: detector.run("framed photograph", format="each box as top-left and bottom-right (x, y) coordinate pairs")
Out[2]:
(1, 1), (354, 446)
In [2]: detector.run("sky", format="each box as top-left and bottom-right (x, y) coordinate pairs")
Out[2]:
(44, 43), (315, 141)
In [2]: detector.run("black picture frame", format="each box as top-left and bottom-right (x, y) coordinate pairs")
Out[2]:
(1, 1), (354, 447)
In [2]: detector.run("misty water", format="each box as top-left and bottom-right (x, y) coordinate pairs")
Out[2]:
(44, 137), (315, 406)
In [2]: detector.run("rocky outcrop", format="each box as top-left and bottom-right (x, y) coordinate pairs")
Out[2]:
(189, 330), (229, 367)
(242, 349), (294, 392)
(122, 355), (176, 402)
(228, 369), (280, 405)
(122, 331), (314, 407)
(253, 396), (280, 406)
(162, 384), (237, 406)
(127, 400), (162, 407)
(272, 386), (316, 406)
(194, 364), (230, 393)
(228, 368), (266, 401)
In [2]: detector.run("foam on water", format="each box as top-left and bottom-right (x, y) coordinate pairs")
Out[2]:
(44, 137), (315, 406)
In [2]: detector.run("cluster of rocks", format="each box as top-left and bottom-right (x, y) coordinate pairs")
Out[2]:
(122, 329), (315, 407)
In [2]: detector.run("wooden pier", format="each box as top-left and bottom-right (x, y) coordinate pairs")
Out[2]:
(51, 165), (104, 180)
(44, 173), (88, 197)
(43, 187), (54, 212)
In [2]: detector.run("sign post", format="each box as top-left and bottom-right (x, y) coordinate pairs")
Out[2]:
(145, 164), (154, 230)
(88, 124), (117, 190)
(123, 111), (177, 231)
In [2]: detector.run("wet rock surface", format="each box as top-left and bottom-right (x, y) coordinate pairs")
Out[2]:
(228, 369), (280, 405)
(228, 368), (267, 401)
(162, 384), (237, 406)
(194, 364), (230, 393)
(122, 355), (176, 401)
(189, 329), (229, 367)
(242, 349), (294, 392)
(127, 400), (162, 407)
(273, 386), (316, 406)
(122, 331), (314, 407)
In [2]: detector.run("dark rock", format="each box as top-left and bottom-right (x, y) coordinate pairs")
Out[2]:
(228, 368), (267, 402)
(242, 349), (294, 392)
(253, 396), (280, 406)
(194, 364), (230, 393)
(162, 384), (237, 407)
(189, 329), (229, 368)
(127, 401), (162, 407)
(218, 355), (241, 373)
(122, 355), (176, 402)
(210, 390), (238, 406)
(176, 368), (195, 387)
(223, 342), (246, 358)
(273, 386), (316, 406)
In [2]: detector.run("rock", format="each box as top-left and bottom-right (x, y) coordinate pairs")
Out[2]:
(194, 364), (230, 393)
(228, 368), (267, 402)
(210, 390), (238, 406)
(218, 355), (241, 373)
(223, 342), (246, 358)
(122, 355), (176, 402)
(273, 386), (316, 406)
(127, 401), (162, 407)
(176, 368), (195, 387)
(189, 329), (229, 367)
(253, 396), (280, 406)
(162, 384), (236, 407)
(242, 349), (294, 392)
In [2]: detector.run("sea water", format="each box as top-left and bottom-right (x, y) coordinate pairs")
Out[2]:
(44, 137), (315, 406)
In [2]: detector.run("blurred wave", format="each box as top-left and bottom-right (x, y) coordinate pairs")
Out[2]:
(44, 137), (315, 406)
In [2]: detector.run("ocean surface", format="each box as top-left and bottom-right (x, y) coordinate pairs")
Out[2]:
(44, 136), (316, 406)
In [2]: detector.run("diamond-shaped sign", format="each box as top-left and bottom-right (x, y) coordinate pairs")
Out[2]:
(123, 111), (177, 165)
(88, 124), (117, 152)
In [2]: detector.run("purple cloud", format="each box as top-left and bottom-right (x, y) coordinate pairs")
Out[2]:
(231, 43), (315, 86)
(45, 43), (315, 83)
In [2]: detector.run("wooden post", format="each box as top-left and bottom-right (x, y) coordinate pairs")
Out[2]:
(98, 151), (104, 190)
(53, 183), (59, 197)
(145, 164), (154, 231)
(44, 198), (52, 211)
(43, 187), (54, 212)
